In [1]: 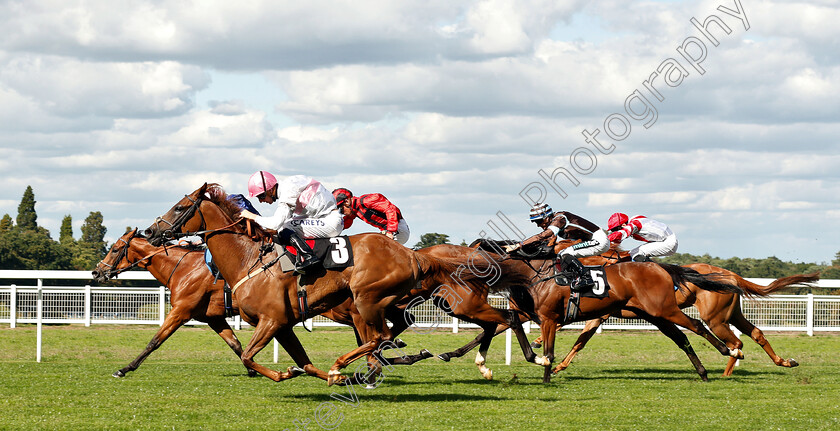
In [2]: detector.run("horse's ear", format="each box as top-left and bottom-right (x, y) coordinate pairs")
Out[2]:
(198, 182), (212, 199)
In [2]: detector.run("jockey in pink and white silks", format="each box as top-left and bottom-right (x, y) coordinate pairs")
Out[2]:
(607, 213), (678, 262)
(239, 171), (343, 273)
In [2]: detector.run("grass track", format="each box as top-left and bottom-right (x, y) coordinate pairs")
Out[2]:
(0, 325), (838, 430)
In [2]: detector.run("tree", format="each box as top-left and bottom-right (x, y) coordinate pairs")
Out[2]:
(0, 214), (12, 232)
(0, 226), (71, 270)
(16, 186), (37, 231)
(60, 215), (74, 245)
(78, 211), (107, 264)
(413, 233), (450, 249)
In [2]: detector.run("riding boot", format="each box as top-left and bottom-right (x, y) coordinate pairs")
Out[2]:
(561, 254), (594, 292)
(632, 254), (651, 262)
(277, 229), (319, 274)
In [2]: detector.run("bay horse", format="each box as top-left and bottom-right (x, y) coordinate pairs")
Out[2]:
(91, 228), (256, 378)
(144, 183), (487, 386)
(471, 239), (747, 382)
(515, 239), (818, 376)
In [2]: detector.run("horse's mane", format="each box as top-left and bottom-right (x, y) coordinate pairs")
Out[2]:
(204, 183), (273, 239)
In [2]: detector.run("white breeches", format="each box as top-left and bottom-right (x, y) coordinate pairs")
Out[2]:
(559, 229), (610, 258)
(393, 219), (411, 245)
(630, 234), (678, 259)
(284, 208), (344, 238)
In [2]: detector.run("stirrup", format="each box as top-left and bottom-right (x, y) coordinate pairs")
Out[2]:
(565, 292), (581, 323)
(295, 256), (319, 274)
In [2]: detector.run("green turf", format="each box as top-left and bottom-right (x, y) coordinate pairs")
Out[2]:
(0, 325), (837, 430)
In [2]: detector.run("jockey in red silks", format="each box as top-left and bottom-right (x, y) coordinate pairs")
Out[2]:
(607, 213), (678, 262)
(332, 188), (411, 245)
(239, 171), (343, 273)
(505, 203), (609, 291)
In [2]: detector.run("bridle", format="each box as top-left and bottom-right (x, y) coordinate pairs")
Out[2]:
(150, 194), (207, 242)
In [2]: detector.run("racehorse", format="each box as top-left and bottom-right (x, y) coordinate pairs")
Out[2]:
(92, 228), (256, 378)
(143, 183), (487, 386)
(471, 240), (746, 382)
(299, 243), (538, 380)
(512, 239), (818, 376)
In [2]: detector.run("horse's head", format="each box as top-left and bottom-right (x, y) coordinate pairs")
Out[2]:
(92, 228), (141, 283)
(146, 183), (214, 246)
(144, 183), (245, 247)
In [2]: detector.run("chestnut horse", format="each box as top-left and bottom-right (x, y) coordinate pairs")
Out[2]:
(472, 240), (746, 382)
(513, 239), (818, 376)
(320, 243), (537, 380)
(92, 229), (256, 378)
(144, 183), (486, 386)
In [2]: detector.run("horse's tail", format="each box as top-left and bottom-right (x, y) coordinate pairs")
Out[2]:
(684, 264), (820, 298)
(735, 272), (820, 297)
(656, 263), (744, 296)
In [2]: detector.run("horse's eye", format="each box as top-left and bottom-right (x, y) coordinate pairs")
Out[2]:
(174, 205), (184, 213)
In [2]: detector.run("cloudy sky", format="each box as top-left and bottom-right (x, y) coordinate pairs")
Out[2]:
(0, 0), (837, 263)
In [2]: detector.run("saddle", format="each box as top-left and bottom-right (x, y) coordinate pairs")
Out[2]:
(555, 264), (611, 324)
(280, 236), (355, 272)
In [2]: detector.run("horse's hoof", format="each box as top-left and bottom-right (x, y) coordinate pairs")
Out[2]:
(247, 369), (258, 378)
(288, 366), (306, 377)
(482, 369), (493, 380)
(112, 370), (126, 378)
(420, 349), (433, 359)
(788, 359), (799, 368)
(327, 370), (345, 386)
(437, 353), (451, 362)
(530, 341), (542, 349)
(394, 338), (408, 348)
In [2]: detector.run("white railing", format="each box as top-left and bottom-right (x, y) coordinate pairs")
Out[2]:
(2, 270), (839, 332)
(2, 270), (839, 362)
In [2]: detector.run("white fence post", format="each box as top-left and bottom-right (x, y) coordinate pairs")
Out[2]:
(452, 316), (458, 333)
(505, 328), (512, 365)
(159, 286), (166, 326)
(806, 293), (814, 337)
(10, 284), (16, 329)
(84, 285), (92, 327)
(36, 281), (43, 363)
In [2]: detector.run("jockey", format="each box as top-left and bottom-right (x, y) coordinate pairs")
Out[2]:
(332, 188), (410, 245)
(504, 203), (609, 291)
(607, 213), (678, 262)
(239, 171), (343, 273)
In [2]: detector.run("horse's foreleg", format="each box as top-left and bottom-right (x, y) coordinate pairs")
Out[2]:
(473, 324), (498, 380)
(553, 317), (605, 373)
(536, 319), (557, 383)
(240, 321), (304, 382)
(508, 311), (537, 363)
(275, 327), (330, 381)
(206, 318), (256, 377)
(113, 310), (190, 378)
(647, 316), (708, 382)
(730, 310), (799, 370)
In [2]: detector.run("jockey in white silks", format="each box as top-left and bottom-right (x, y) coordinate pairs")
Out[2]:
(239, 171), (343, 273)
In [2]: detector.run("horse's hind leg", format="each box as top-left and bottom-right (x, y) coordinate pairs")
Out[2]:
(553, 317), (605, 373)
(113, 309), (190, 378)
(662, 308), (742, 360)
(647, 316), (709, 382)
(730, 308), (799, 370)
(437, 326), (503, 362)
(700, 313), (745, 377)
(206, 317), (256, 377)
